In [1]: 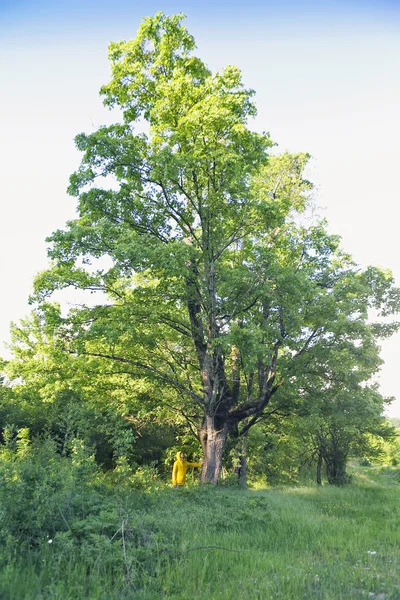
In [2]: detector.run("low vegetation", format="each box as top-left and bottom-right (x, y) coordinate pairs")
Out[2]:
(0, 436), (399, 600)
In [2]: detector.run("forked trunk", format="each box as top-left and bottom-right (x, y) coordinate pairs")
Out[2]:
(324, 450), (349, 485)
(200, 416), (228, 484)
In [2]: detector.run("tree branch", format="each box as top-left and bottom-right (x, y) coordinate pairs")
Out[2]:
(68, 349), (204, 404)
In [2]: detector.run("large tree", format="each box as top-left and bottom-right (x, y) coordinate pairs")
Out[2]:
(32, 13), (399, 483)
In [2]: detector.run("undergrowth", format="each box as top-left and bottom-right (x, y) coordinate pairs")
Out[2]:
(0, 438), (399, 599)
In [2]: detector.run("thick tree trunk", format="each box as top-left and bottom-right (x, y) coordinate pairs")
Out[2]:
(200, 416), (228, 484)
(324, 450), (349, 485)
(321, 435), (350, 485)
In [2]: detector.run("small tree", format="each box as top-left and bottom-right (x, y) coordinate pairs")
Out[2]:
(292, 385), (396, 485)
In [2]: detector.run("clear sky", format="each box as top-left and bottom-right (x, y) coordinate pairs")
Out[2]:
(1, 0), (400, 415)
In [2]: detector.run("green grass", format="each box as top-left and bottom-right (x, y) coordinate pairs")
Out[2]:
(1, 467), (399, 599)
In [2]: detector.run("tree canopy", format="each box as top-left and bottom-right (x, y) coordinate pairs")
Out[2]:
(25, 12), (400, 483)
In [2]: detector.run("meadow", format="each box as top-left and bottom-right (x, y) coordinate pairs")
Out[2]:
(0, 460), (399, 600)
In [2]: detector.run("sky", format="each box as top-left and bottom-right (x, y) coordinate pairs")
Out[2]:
(1, 0), (400, 415)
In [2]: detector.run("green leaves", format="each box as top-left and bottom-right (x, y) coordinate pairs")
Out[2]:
(18, 12), (398, 481)
(102, 13), (206, 120)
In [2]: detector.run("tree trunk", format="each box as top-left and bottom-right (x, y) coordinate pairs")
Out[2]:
(200, 416), (228, 484)
(316, 449), (323, 486)
(323, 442), (349, 485)
(239, 429), (248, 488)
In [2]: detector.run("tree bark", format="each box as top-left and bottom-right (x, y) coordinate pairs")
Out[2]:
(322, 435), (349, 485)
(324, 450), (348, 485)
(200, 416), (228, 484)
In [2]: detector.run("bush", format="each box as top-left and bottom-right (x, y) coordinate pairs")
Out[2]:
(104, 456), (161, 490)
(0, 431), (178, 596)
(0, 431), (100, 545)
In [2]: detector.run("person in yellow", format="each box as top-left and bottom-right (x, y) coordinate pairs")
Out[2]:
(172, 451), (202, 487)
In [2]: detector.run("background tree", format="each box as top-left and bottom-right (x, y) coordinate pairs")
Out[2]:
(296, 388), (394, 485)
(2, 309), (187, 471)
(31, 12), (400, 483)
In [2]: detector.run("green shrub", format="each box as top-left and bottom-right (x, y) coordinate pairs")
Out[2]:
(0, 432), (100, 545)
(0, 431), (178, 597)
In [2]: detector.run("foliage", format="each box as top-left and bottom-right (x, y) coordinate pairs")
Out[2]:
(24, 12), (400, 483)
(294, 388), (395, 485)
(0, 432), (106, 544)
(373, 425), (400, 466)
(0, 462), (400, 599)
(0, 433), (177, 598)
(2, 312), (187, 471)
(241, 402), (397, 486)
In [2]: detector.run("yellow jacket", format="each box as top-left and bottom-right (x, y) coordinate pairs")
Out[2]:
(172, 452), (202, 486)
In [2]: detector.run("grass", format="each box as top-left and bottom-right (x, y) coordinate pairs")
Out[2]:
(0, 466), (399, 599)
(160, 478), (400, 600)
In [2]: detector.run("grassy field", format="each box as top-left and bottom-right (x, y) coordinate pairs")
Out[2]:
(0, 466), (399, 599)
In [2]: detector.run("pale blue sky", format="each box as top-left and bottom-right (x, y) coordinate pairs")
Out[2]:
(1, 0), (400, 414)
